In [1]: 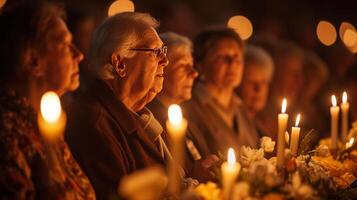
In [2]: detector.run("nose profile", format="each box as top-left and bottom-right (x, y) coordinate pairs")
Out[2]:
(73, 44), (84, 62)
(160, 53), (169, 68)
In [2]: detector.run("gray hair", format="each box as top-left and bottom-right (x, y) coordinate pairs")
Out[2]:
(159, 32), (192, 61)
(88, 12), (159, 79)
(244, 45), (274, 81)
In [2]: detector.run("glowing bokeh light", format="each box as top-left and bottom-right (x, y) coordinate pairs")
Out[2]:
(339, 22), (355, 40)
(0, 0), (6, 9)
(316, 21), (337, 46)
(108, 0), (135, 16)
(227, 15), (253, 40)
(343, 29), (357, 47)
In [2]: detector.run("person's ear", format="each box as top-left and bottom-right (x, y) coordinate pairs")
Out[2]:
(24, 51), (45, 78)
(111, 53), (127, 78)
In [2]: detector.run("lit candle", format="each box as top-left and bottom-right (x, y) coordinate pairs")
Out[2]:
(290, 114), (301, 156)
(221, 148), (241, 200)
(38, 91), (66, 142)
(277, 98), (288, 167)
(166, 104), (187, 196)
(341, 92), (349, 143)
(330, 95), (340, 150)
(346, 138), (355, 149)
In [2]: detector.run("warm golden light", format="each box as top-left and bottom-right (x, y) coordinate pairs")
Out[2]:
(281, 98), (287, 113)
(108, 0), (135, 16)
(343, 29), (357, 47)
(168, 104), (183, 126)
(316, 21), (337, 46)
(227, 148), (236, 164)
(0, 0), (6, 9)
(331, 95), (337, 107)
(227, 15), (253, 40)
(346, 138), (355, 149)
(295, 114), (301, 127)
(339, 22), (356, 40)
(343, 91), (348, 103)
(40, 91), (61, 123)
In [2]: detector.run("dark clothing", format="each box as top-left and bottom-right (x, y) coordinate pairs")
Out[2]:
(147, 98), (211, 159)
(147, 98), (215, 182)
(182, 83), (259, 155)
(65, 80), (165, 200)
(0, 88), (95, 200)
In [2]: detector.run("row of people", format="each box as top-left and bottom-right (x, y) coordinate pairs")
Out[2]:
(1, 1), (338, 199)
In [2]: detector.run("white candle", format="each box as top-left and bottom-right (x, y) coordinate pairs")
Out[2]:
(221, 148), (241, 200)
(330, 95), (340, 150)
(38, 91), (66, 142)
(346, 138), (354, 149)
(290, 114), (301, 156)
(166, 104), (187, 196)
(341, 92), (349, 143)
(277, 98), (288, 167)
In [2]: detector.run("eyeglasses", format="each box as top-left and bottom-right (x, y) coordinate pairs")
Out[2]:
(129, 46), (168, 58)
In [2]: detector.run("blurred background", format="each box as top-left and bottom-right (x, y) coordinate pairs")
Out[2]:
(1, 0), (356, 136)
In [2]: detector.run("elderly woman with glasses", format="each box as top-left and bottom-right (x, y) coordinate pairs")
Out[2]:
(0, 1), (94, 199)
(65, 12), (169, 199)
(147, 32), (219, 182)
(183, 28), (260, 156)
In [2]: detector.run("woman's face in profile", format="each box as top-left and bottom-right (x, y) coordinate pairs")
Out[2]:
(40, 17), (83, 96)
(199, 38), (243, 90)
(162, 50), (198, 103)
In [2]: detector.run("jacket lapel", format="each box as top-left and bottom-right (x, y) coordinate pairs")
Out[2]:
(92, 80), (165, 164)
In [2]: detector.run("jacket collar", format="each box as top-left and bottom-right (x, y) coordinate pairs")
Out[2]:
(92, 79), (137, 135)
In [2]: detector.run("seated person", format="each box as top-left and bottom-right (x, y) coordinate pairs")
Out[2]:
(236, 45), (275, 138)
(65, 12), (169, 199)
(0, 1), (94, 199)
(147, 32), (219, 182)
(183, 28), (259, 156)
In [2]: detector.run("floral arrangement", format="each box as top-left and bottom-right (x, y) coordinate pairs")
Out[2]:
(192, 121), (357, 200)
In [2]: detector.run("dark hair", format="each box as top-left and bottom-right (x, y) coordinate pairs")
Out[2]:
(193, 27), (244, 63)
(0, 0), (64, 81)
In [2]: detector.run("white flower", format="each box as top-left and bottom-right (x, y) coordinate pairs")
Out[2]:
(231, 181), (250, 200)
(260, 137), (275, 153)
(315, 145), (330, 157)
(239, 146), (265, 167)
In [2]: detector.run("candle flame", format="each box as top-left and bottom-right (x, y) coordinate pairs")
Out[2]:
(343, 91), (347, 103)
(346, 138), (355, 149)
(40, 91), (61, 123)
(331, 95), (337, 106)
(281, 98), (287, 113)
(295, 114), (301, 127)
(227, 148), (236, 164)
(168, 104), (183, 125)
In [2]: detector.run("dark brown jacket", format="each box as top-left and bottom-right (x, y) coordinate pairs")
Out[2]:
(65, 80), (165, 200)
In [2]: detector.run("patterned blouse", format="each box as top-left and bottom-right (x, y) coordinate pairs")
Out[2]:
(0, 88), (95, 200)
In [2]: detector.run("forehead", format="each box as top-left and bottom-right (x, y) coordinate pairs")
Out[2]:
(46, 17), (72, 42)
(212, 38), (241, 51)
(139, 27), (163, 47)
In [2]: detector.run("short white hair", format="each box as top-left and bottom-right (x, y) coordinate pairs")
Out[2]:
(244, 45), (274, 81)
(88, 12), (159, 79)
(160, 32), (192, 60)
